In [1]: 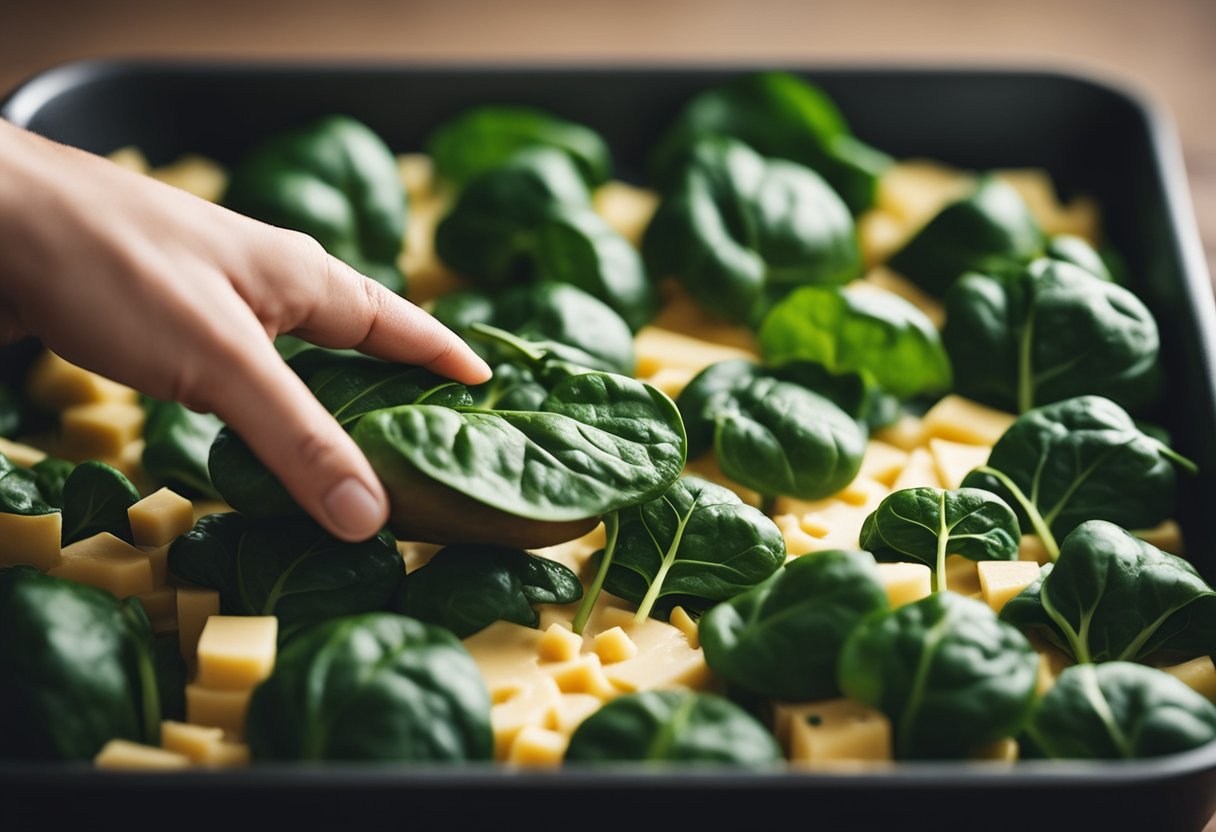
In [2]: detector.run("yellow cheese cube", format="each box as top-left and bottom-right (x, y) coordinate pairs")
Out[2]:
(682, 453), (762, 508)
(401, 196), (464, 308)
(994, 169), (1100, 243)
(602, 641), (711, 695)
(878, 160), (974, 227)
(26, 351), (137, 411)
(977, 560), (1042, 614)
(186, 684), (252, 739)
(544, 654), (620, 700)
(594, 626), (639, 664)
(875, 563), (932, 608)
(856, 210), (908, 267)
(177, 588), (221, 662)
(506, 725), (568, 768)
(859, 440), (911, 488)
(192, 501), (234, 524)
(150, 155), (227, 203)
(873, 413), (924, 452)
(161, 720), (250, 767)
(1019, 534), (1052, 565)
(1032, 638), (1075, 696)
(107, 146), (151, 174)
(891, 448), (942, 491)
(1161, 657), (1216, 702)
(668, 606), (700, 649)
(928, 438), (992, 490)
(61, 401), (145, 460)
(491, 676), (563, 761)
(0, 437), (47, 467)
(973, 737), (1019, 762)
(397, 153), (437, 201)
(129, 488), (195, 548)
(1135, 520), (1184, 556)
(95, 739), (191, 770)
(538, 623), (583, 663)
(0, 510), (62, 570)
(944, 554), (982, 597)
(50, 532), (154, 597)
(634, 326), (756, 378)
(195, 616), (278, 691)
(142, 543), (171, 587)
(651, 283), (761, 353)
(593, 180), (659, 247)
(638, 366), (697, 401)
(785, 699), (892, 764)
(546, 693), (602, 735)
(136, 586), (178, 633)
(921, 396), (1016, 448)
(775, 478), (890, 556)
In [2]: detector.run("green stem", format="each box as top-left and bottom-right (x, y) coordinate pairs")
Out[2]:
(1017, 306), (1036, 414)
(634, 502), (698, 623)
(975, 465), (1060, 562)
(572, 514), (618, 635)
(935, 490), (949, 593)
(136, 645), (161, 744)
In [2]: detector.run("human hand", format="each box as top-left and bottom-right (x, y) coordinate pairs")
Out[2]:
(0, 120), (491, 541)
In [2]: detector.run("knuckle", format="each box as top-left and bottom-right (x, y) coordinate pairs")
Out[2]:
(291, 426), (343, 472)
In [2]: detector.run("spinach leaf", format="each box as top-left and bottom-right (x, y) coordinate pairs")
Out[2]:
(642, 137), (860, 326)
(700, 549), (888, 700)
(1027, 663), (1216, 759)
(564, 690), (781, 765)
(0, 567), (161, 759)
(432, 282), (636, 375)
(0, 452), (57, 516)
(943, 259), (1161, 414)
(30, 456), (74, 509)
(1045, 234), (1114, 281)
(961, 396), (1194, 560)
(60, 461), (139, 545)
(837, 591), (1039, 759)
(434, 147), (656, 330)
(758, 285), (952, 398)
(859, 487), (1020, 592)
(398, 544), (582, 638)
(647, 71), (892, 214)
(224, 115), (408, 293)
(999, 520), (1216, 664)
(887, 177), (1044, 297)
(141, 398), (223, 499)
(246, 612), (493, 762)
(352, 370), (687, 547)
(595, 476), (785, 622)
(168, 512), (404, 639)
(428, 105), (611, 189)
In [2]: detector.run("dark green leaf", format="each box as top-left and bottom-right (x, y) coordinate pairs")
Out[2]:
(1045, 235), (1113, 281)
(141, 398), (223, 499)
(29, 456), (73, 509)
(60, 461), (139, 545)
(0, 452), (57, 516)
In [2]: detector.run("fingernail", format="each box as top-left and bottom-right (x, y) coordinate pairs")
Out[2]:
(468, 353), (493, 384)
(322, 478), (385, 540)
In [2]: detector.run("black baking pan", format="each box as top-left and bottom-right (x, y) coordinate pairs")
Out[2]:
(3, 61), (1216, 831)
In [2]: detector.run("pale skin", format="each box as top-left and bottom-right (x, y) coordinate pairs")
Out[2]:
(0, 120), (492, 542)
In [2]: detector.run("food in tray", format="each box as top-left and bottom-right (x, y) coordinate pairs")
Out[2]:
(2, 71), (1215, 772)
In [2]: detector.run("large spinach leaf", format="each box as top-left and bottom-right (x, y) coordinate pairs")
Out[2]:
(141, 398), (223, 499)
(0, 452), (57, 516)
(943, 259), (1161, 414)
(60, 461), (139, 545)
(999, 520), (1216, 665)
(859, 487), (1020, 592)
(961, 396), (1194, 560)
(29, 456), (74, 509)
(837, 591), (1039, 759)
(246, 612), (493, 762)
(647, 71), (892, 214)
(168, 512), (404, 638)
(1026, 663), (1216, 759)
(642, 137), (860, 326)
(758, 285), (952, 398)
(564, 690), (781, 765)
(428, 105), (611, 189)
(398, 544), (582, 638)
(700, 549), (888, 700)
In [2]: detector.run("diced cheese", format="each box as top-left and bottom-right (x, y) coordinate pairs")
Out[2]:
(95, 739), (191, 770)
(775, 478), (890, 555)
(506, 725), (567, 768)
(490, 676), (563, 761)
(668, 606), (699, 649)
(1135, 520), (1184, 556)
(873, 413), (924, 452)
(151, 155), (227, 202)
(921, 395), (1016, 448)
(1018, 534), (1052, 566)
(973, 737), (1019, 762)
(191, 501), (233, 523)
(593, 627), (638, 664)
(177, 588), (220, 662)
(530, 523), (606, 579)
(546, 693), (602, 736)
(877, 159), (974, 228)
(994, 169), (1100, 243)
(1032, 638), (1074, 697)
(944, 554), (982, 598)
(538, 623), (583, 663)
(928, 438), (991, 490)
(544, 654), (619, 699)
(0, 511), (62, 570)
(0, 437), (47, 467)
(875, 563), (932, 608)
(856, 210), (909, 267)
(650, 283), (761, 353)
(128, 488), (195, 548)
(26, 351), (137, 411)
(977, 560), (1042, 614)
(401, 192), (464, 306)
(637, 366), (697, 401)
(858, 440), (910, 488)
(593, 180), (659, 246)
(396, 153), (436, 201)
(185, 684), (252, 739)
(136, 586), (178, 633)
(142, 543), (171, 587)
(891, 448), (942, 491)
(398, 540), (441, 573)
(49, 532), (154, 597)
(634, 326), (756, 379)
(781, 699), (893, 765)
(61, 401), (145, 460)
(601, 636), (711, 695)
(1161, 656), (1216, 702)
(195, 616), (278, 691)
(682, 453), (762, 508)
(161, 720), (250, 767)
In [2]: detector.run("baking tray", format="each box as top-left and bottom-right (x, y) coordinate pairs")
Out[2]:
(3, 60), (1216, 830)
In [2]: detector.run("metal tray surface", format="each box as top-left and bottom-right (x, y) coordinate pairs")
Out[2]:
(3, 60), (1215, 830)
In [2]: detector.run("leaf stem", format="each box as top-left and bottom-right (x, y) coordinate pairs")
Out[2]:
(572, 514), (618, 636)
(634, 501), (698, 623)
(935, 490), (949, 593)
(1017, 306), (1036, 414)
(975, 465), (1059, 562)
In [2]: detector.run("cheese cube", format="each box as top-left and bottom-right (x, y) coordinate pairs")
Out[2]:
(633, 326), (756, 378)
(186, 684), (253, 739)
(544, 654), (619, 700)
(1033, 641), (1074, 697)
(95, 739), (191, 770)
(650, 286), (761, 353)
(0, 437), (47, 468)
(593, 180), (659, 247)
(160, 720), (250, 767)
(593, 627), (639, 664)
(875, 563), (931, 608)
(873, 413), (924, 452)
(668, 606), (699, 649)
(857, 210), (908, 267)
(136, 586), (178, 633)
(61, 401), (145, 460)
(50, 532), (154, 597)
(944, 554), (982, 597)
(1161, 657), (1216, 702)
(1135, 520), (1184, 556)
(177, 588), (221, 662)
(142, 543), (171, 587)
(977, 561), (1042, 614)
(26, 351), (137, 411)
(108, 146), (151, 174)
(397, 153), (436, 201)
(506, 725), (567, 768)
(0, 511), (62, 570)
(859, 440), (911, 488)
(891, 448), (942, 491)
(1019, 534), (1052, 565)
(785, 699), (892, 764)
(929, 438), (992, 490)
(546, 693), (602, 736)
(602, 643), (711, 695)
(195, 616), (278, 691)
(537, 623), (583, 663)
(151, 155), (227, 203)
(491, 676), (562, 761)
(921, 396), (1016, 448)
(878, 160), (974, 227)
(128, 488), (195, 548)
(638, 366), (696, 401)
